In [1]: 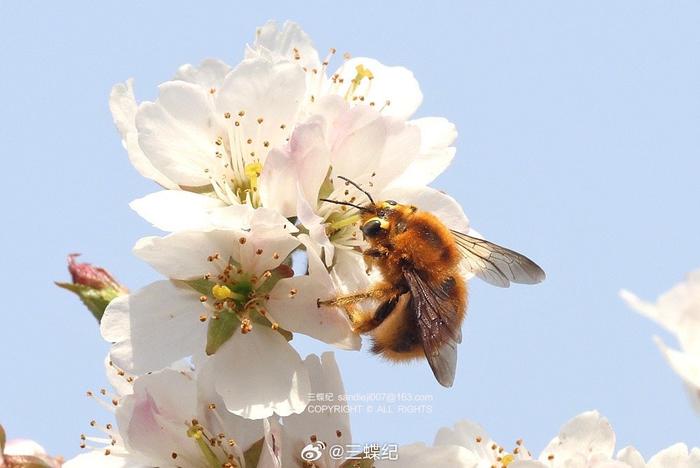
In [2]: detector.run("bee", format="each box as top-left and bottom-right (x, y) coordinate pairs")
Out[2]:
(319, 177), (545, 387)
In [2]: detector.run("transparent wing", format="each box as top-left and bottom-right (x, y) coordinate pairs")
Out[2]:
(451, 230), (546, 288)
(403, 267), (463, 388)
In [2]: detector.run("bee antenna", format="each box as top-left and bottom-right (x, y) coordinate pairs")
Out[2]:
(319, 198), (370, 212)
(336, 176), (375, 205)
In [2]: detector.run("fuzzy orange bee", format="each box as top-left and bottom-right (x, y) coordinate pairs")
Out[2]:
(319, 177), (545, 387)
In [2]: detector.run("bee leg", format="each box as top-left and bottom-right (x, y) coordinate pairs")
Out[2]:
(317, 286), (395, 308)
(317, 286), (398, 333)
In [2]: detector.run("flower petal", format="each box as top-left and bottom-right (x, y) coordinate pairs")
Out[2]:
(647, 443), (700, 468)
(213, 326), (311, 419)
(63, 451), (141, 468)
(130, 190), (228, 232)
(282, 353), (352, 465)
(616, 446), (646, 468)
(395, 117), (457, 186)
(330, 57), (422, 119)
(109, 80), (178, 189)
(134, 230), (238, 280)
(540, 411), (616, 463)
(374, 443), (477, 468)
(196, 360), (263, 452)
(248, 20), (320, 71)
(266, 237), (360, 350)
(135, 81), (220, 187)
(380, 185), (470, 233)
(116, 370), (202, 466)
(215, 58), (305, 163)
(101, 281), (206, 374)
(174, 58), (232, 90)
(434, 420), (496, 460)
(653, 337), (700, 409)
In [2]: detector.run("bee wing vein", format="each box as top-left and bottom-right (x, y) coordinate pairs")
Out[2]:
(403, 267), (461, 388)
(450, 230), (545, 288)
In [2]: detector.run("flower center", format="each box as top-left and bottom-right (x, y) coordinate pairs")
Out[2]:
(205, 112), (276, 208)
(186, 417), (241, 468)
(187, 254), (293, 355)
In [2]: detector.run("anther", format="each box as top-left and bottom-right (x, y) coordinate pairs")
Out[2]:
(239, 238), (246, 244)
(224, 112), (231, 119)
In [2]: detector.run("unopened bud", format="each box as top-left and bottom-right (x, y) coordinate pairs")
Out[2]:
(55, 254), (128, 322)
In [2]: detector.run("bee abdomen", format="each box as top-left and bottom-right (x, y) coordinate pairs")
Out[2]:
(370, 294), (424, 361)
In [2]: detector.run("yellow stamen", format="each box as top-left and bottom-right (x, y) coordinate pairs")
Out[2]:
(501, 454), (515, 466)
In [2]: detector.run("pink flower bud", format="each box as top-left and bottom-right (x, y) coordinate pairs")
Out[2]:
(66, 253), (126, 292)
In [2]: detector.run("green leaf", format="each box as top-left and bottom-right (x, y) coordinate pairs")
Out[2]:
(55, 282), (120, 321)
(205, 310), (240, 355)
(0, 423), (6, 455)
(243, 437), (265, 467)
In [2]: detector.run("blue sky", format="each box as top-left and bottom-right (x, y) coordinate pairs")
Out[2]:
(1, 0), (699, 461)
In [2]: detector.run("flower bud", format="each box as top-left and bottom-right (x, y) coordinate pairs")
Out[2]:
(56, 254), (127, 322)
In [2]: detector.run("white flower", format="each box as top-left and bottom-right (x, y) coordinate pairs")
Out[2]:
(260, 352), (352, 468)
(101, 208), (359, 419)
(377, 411), (699, 468)
(620, 270), (700, 412)
(532, 411), (619, 468)
(111, 21), (456, 234)
(246, 20), (423, 120)
(260, 95), (469, 265)
(65, 352), (351, 468)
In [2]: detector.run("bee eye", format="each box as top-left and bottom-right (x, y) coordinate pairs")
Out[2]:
(361, 217), (389, 237)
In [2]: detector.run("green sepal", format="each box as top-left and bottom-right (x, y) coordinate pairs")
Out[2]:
(205, 310), (240, 355)
(243, 437), (265, 467)
(251, 315), (293, 342)
(55, 282), (120, 322)
(255, 264), (294, 295)
(185, 278), (216, 297)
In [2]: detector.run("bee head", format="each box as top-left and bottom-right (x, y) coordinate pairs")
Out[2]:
(361, 216), (390, 237)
